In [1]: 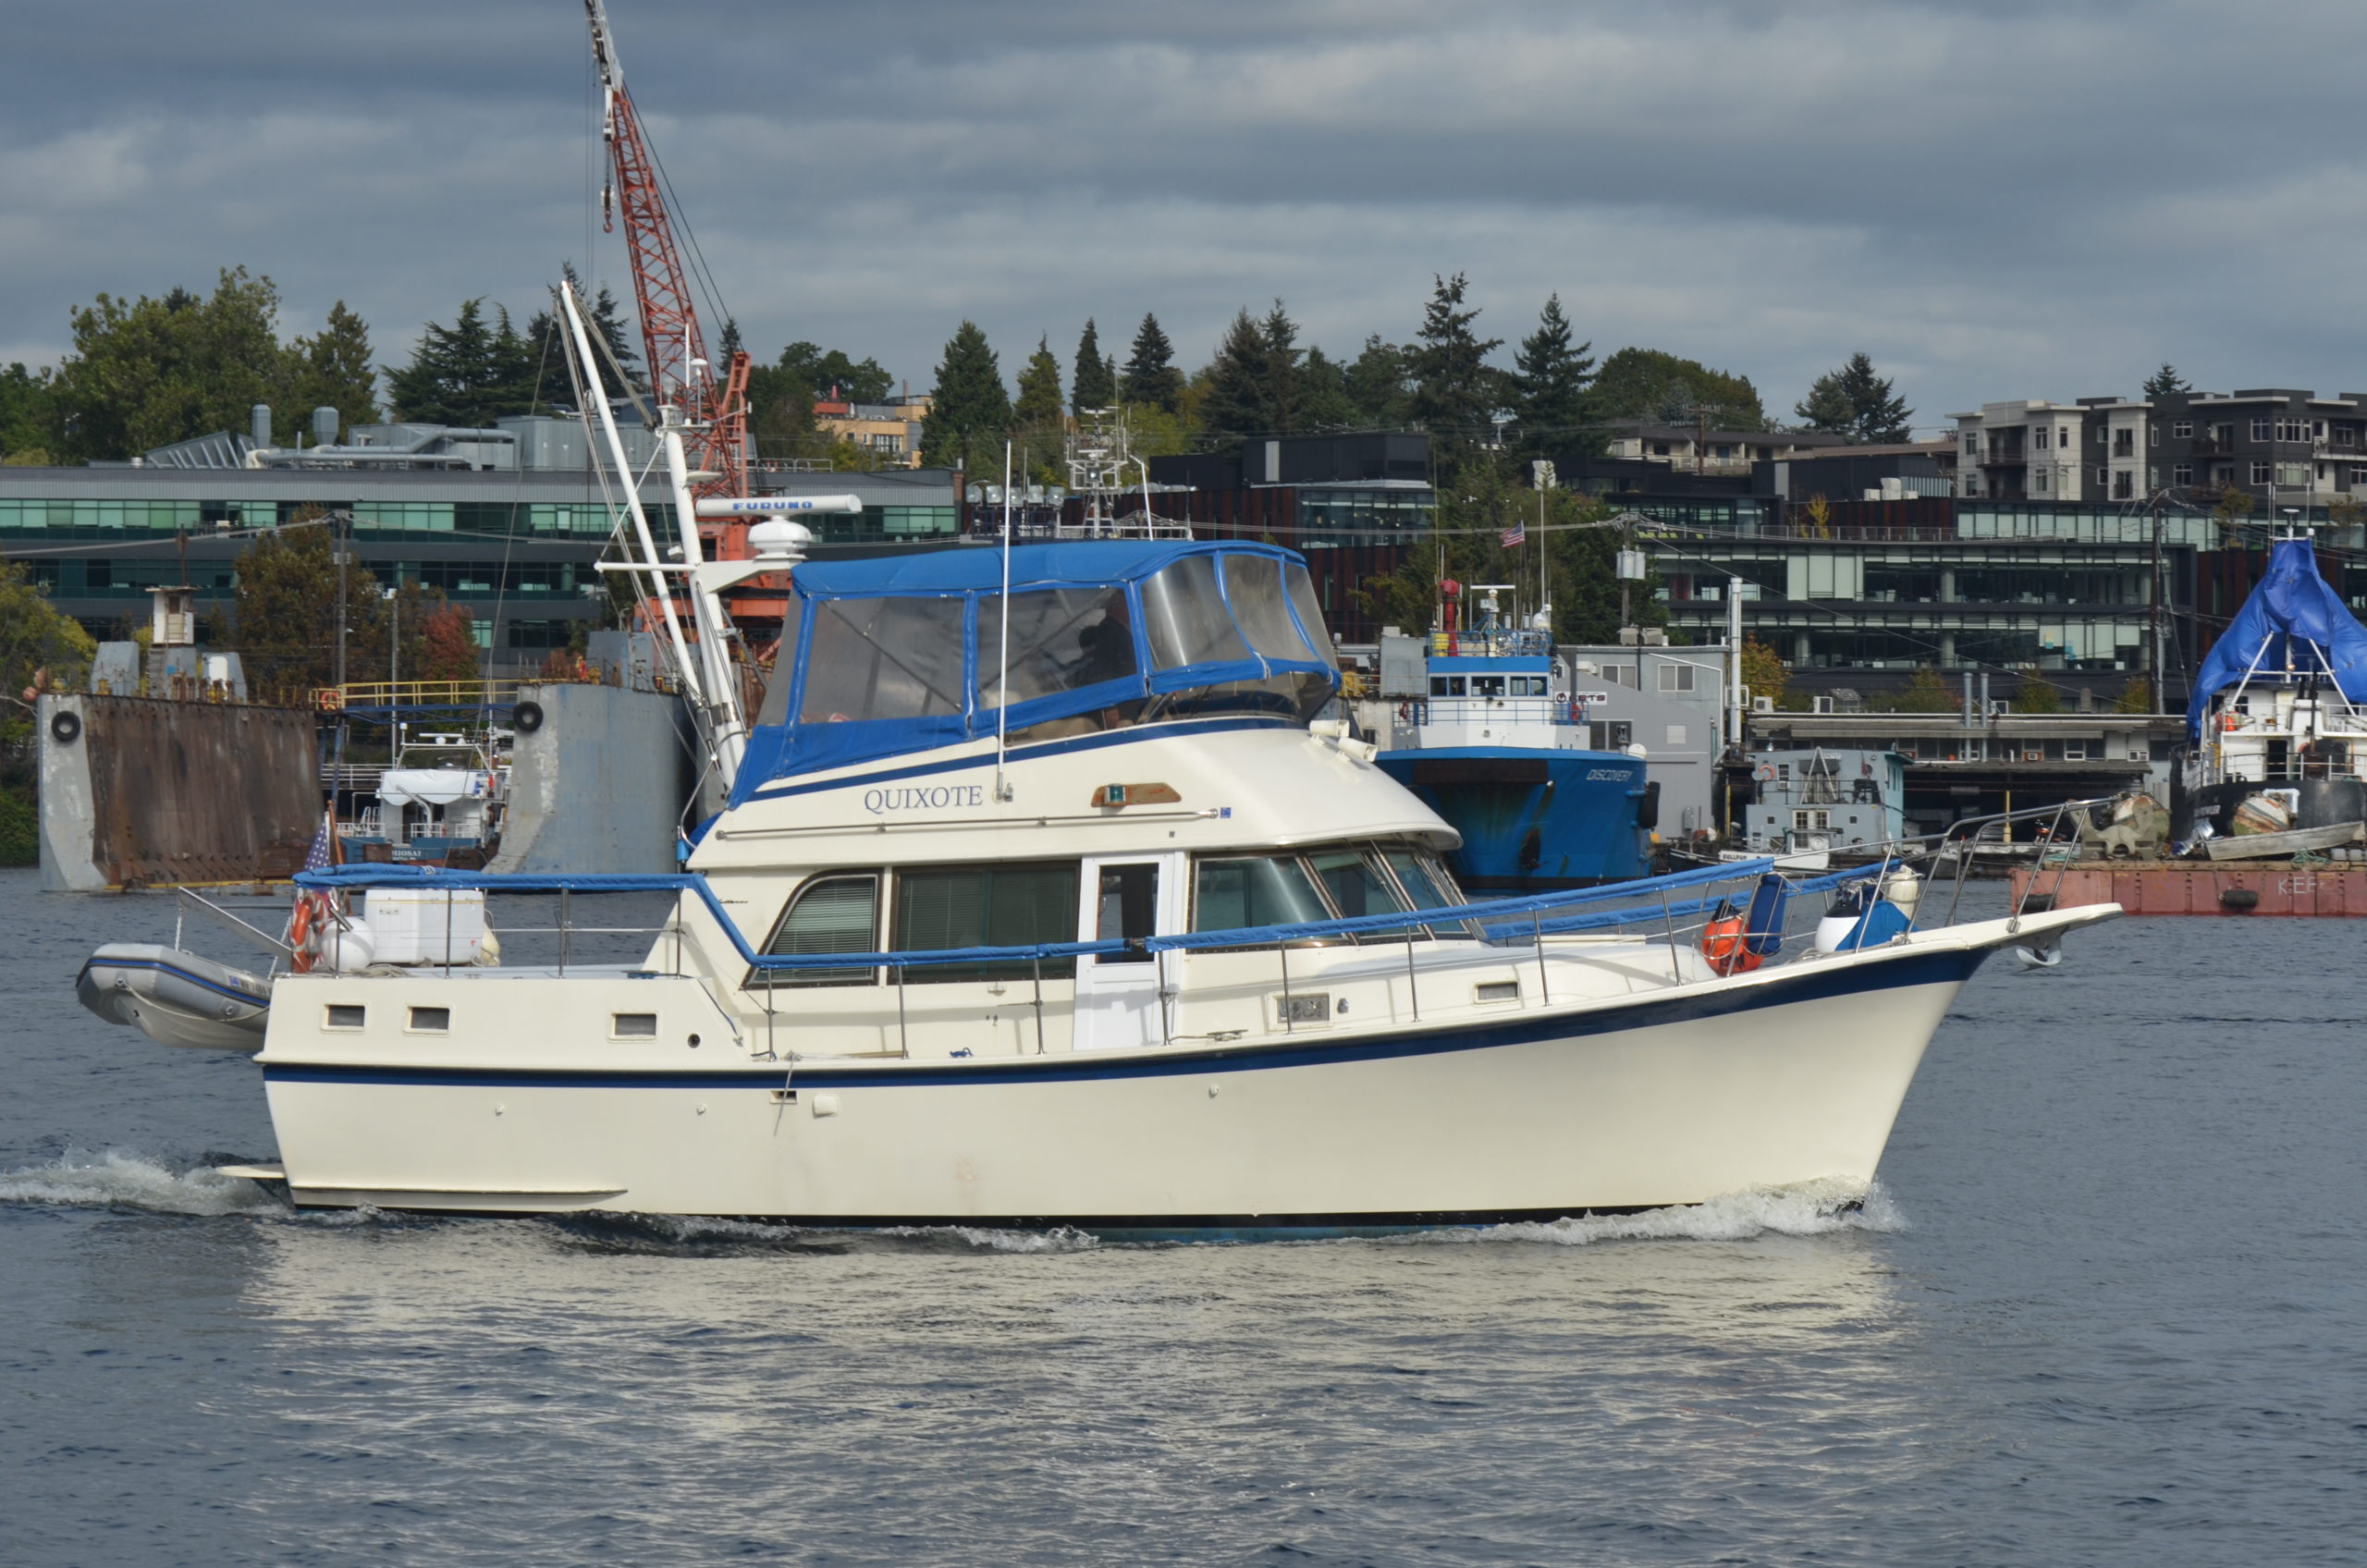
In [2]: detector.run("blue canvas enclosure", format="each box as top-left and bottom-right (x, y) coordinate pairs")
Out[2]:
(732, 541), (1341, 801)
(2187, 538), (2367, 738)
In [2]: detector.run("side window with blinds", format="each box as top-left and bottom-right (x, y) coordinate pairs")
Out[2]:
(753, 873), (881, 988)
(891, 863), (1081, 983)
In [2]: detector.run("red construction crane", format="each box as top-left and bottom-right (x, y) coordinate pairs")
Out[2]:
(584, 0), (775, 619)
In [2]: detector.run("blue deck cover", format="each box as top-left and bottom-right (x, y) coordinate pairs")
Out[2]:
(2187, 538), (2367, 737)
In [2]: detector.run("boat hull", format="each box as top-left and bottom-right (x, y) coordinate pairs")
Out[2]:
(252, 931), (2034, 1228)
(1375, 747), (1649, 888)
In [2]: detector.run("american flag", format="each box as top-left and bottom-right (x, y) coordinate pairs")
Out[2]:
(1500, 521), (1526, 548)
(301, 809), (335, 873)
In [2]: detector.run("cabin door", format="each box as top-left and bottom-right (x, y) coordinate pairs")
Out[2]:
(1073, 855), (1178, 1051)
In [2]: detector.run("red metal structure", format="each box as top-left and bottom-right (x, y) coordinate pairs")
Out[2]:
(585, 1), (779, 624)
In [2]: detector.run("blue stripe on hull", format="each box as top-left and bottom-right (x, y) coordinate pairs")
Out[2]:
(263, 943), (1984, 1092)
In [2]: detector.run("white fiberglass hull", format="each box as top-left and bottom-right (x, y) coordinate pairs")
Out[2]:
(251, 911), (2093, 1231)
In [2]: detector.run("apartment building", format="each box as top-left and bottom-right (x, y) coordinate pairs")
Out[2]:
(1956, 388), (2367, 508)
(1601, 422), (1847, 475)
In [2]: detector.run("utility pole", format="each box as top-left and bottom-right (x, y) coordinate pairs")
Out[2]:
(2149, 487), (2165, 712)
(1695, 404), (1709, 476)
(333, 509), (348, 692)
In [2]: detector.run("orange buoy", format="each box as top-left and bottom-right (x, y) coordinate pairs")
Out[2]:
(1699, 912), (1762, 976)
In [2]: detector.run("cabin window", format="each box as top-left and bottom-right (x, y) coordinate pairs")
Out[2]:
(756, 873), (882, 987)
(1141, 556), (1256, 669)
(407, 1006), (450, 1033)
(612, 1012), (658, 1038)
(800, 597), (968, 724)
(1382, 846), (1480, 939)
(977, 586), (1136, 709)
(1430, 676), (1465, 696)
(325, 1004), (365, 1030)
(1222, 553), (1320, 663)
(1192, 854), (1331, 934)
(1469, 676), (1507, 697)
(891, 863), (1080, 983)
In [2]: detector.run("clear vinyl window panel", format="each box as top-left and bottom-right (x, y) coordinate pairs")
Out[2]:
(1140, 556), (1255, 670)
(1221, 554), (1317, 663)
(799, 596), (969, 724)
(976, 587), (1136, 709)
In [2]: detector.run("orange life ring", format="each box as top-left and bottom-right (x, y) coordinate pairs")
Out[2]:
(2220, 713), (2238, 731)
(288, 896), (316, 973)
(1699, 913), (1763, 976)
(1755, 763), (1777, 782)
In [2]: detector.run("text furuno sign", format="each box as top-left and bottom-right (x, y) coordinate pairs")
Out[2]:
(862, 784), (987, 815)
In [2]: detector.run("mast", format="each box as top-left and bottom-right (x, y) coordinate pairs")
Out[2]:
(583, 1), (764, 611)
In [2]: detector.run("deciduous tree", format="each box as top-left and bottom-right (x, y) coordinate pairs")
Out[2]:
(1591, 347), (1764, 432)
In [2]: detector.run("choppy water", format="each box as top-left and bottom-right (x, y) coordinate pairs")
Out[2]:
(5, 870), (2363, 1565)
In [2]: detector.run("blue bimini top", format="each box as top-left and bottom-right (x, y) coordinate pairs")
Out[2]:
(730, 540), (1342, 802)
(2185, 538), (2367, 738)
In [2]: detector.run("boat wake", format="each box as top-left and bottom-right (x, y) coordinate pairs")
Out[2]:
(0, 1149), (288, 1219)
(1401, 1178), (1905, 1247)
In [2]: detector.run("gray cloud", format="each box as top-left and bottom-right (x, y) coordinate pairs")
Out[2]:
(6, 0), (2366, 431)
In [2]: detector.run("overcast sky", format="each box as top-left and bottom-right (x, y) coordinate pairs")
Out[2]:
(6, 0), (2366, 433)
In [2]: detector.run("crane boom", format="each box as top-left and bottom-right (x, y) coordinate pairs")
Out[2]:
(584, 0), (751, 510)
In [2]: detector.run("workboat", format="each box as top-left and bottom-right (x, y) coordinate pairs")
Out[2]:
(72, 284), (2119, 1231)
(337, 728), (509, 869)
(1373, 598), (1654, 888)
(2177, 535), (2367, 853)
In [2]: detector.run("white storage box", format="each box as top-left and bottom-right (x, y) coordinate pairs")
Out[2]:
(364, 888), (487, 965)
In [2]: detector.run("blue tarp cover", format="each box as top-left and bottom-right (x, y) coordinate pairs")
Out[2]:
(2186, 539), (2367, 737)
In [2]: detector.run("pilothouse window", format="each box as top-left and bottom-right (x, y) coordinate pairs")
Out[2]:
(1192, 855), (1331, 933)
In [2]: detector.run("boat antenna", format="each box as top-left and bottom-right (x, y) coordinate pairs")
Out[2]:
(994, 440), (1014, 802)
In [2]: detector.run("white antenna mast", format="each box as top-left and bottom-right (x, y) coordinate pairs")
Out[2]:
(994, 439), (1015, 802)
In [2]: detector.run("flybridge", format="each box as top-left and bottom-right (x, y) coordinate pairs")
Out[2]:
(733, 541), (1343, 797)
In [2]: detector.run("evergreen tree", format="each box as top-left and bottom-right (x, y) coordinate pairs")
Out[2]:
(387, 300), (546, 427)
(1298, 345), (1358, 432)
(1793, 351), (1912, 443)
(1014, 336), (1065, 431)
(718, 317), (744, 363)
(1120, 312), (1184, 411)
(1344, 337), (1413, 428)
(1071, 319), (1116, 412)
(284, 301), (380, 435)
(1408, 273), (1503, 481)
(0, 362), (58, 464)
(1509, 292), (1595, 455)
(1202, 308), (1277, 446)
(1591, 347), (1765, 432)
(2144, 362), (2191, 399)
(924, 321), (1011, 474)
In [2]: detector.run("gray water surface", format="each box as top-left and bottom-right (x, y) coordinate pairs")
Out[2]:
(4, 871), (2361, 1564)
